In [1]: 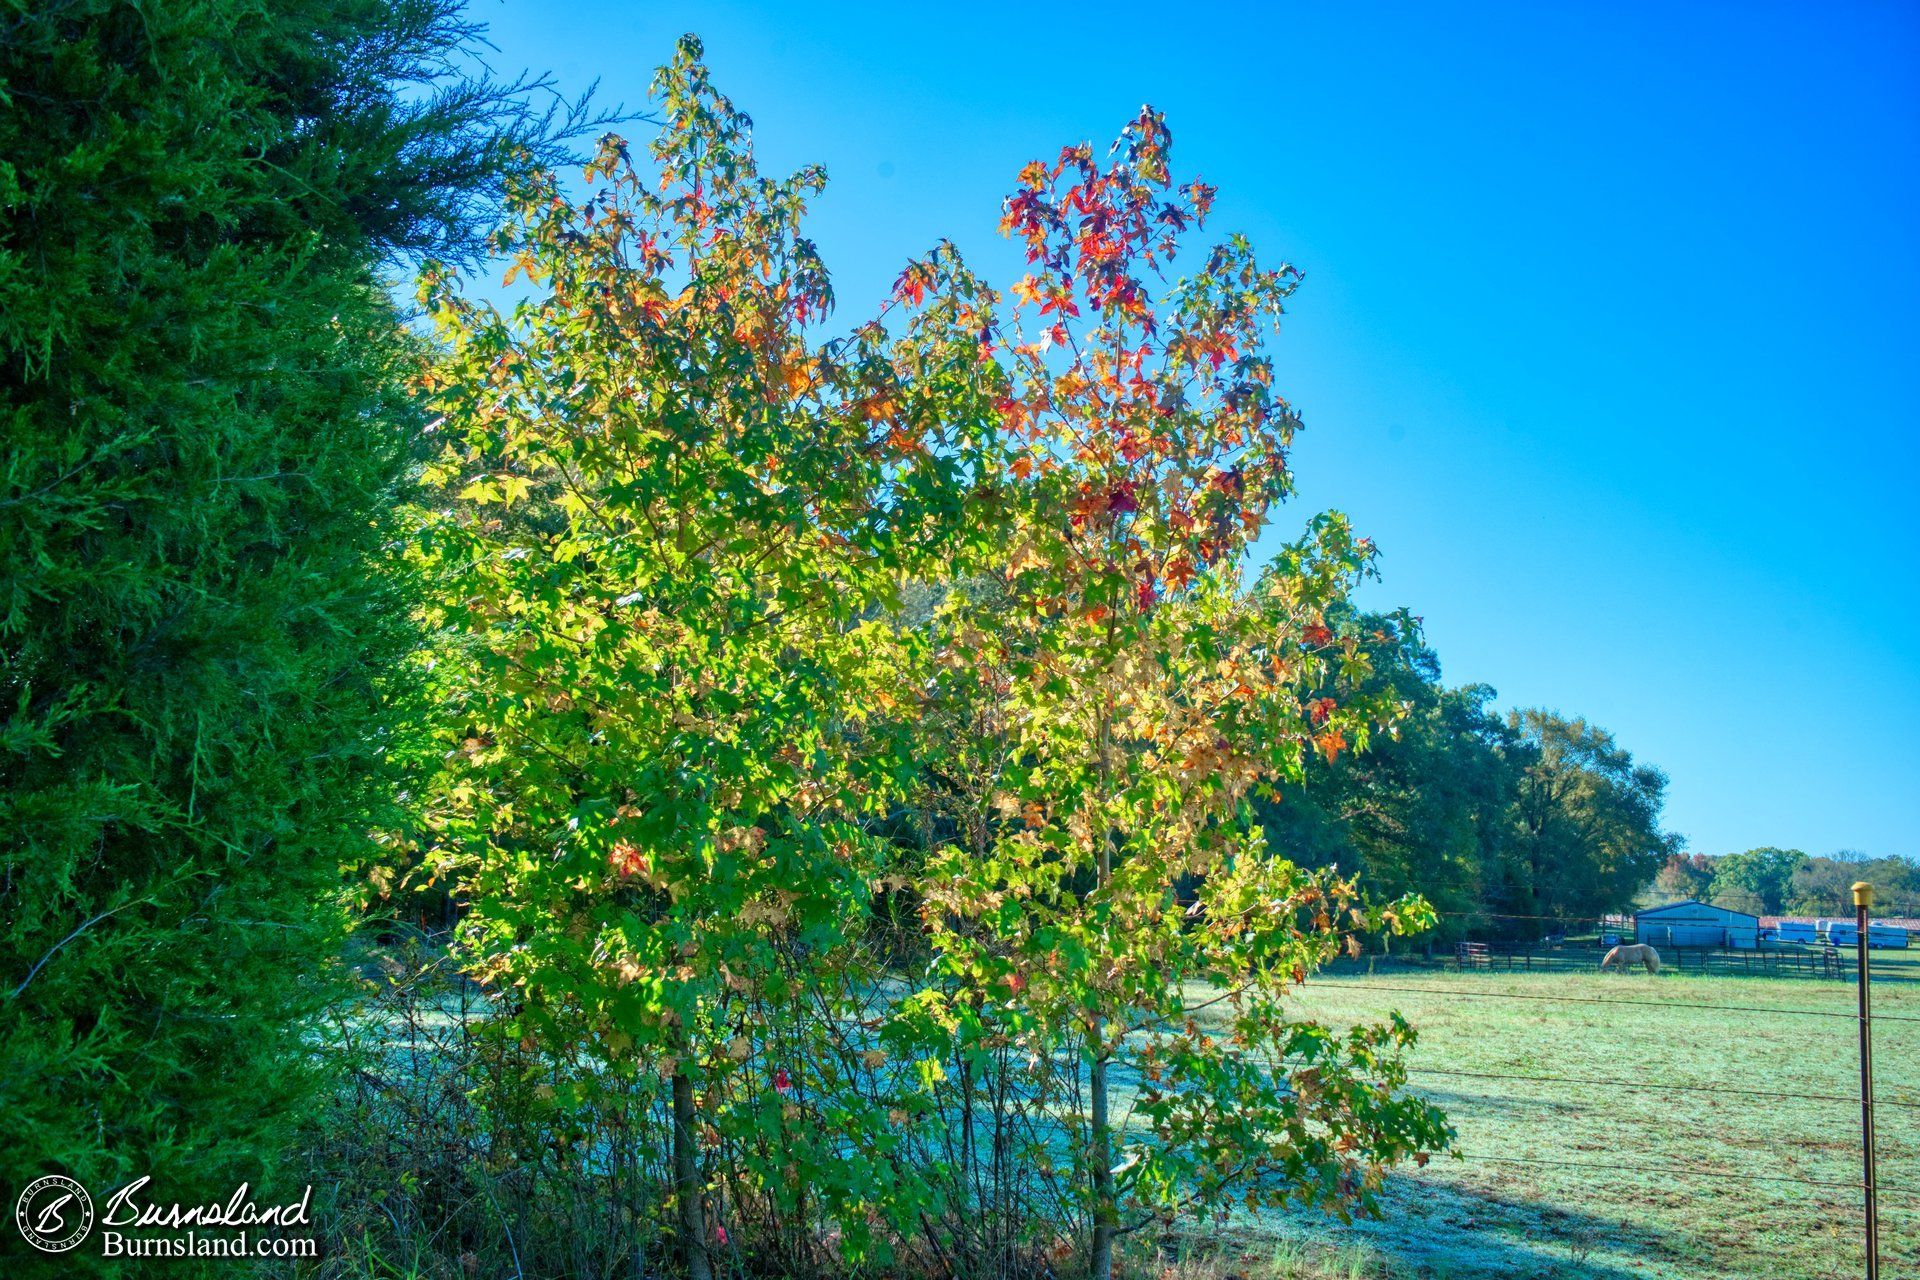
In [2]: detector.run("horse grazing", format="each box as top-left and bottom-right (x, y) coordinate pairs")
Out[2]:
(1600, 943), (1661, 974)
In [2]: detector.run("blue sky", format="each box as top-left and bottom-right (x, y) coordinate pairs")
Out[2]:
(468, 0), (1919, 859)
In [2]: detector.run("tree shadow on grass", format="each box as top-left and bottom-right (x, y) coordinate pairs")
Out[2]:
(1246, 1166), (1706, 1280)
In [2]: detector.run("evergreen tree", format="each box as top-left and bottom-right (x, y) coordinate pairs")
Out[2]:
(0, 2), (595, 1265)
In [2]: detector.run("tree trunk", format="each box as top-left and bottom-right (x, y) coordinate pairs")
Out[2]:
(673, 1070), (713, 1280)
(1089, 699), (1118, 1280)
(1089, 1045), (1116, 1280)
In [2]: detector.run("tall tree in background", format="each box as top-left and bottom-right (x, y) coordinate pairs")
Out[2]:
(1251, 611), (1520, 942)
(0, 0), (594, 1258)
(1257, 646), (1684, 936)
(1505, 710), (1679, 923)
(1649, 849), (1919, 918)
(1708, 846), (1809, 915)
(1788, 854), (1919, 917)
(1652, 852), (1718, 905)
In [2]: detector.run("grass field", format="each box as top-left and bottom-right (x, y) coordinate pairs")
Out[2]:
(1168, 956), (1920, 1280)
(338, 945), (1915, 1279)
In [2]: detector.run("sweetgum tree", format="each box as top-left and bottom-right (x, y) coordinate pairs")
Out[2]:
(413, 39), (1000, 1276)
(900, 112), (1452, 1279)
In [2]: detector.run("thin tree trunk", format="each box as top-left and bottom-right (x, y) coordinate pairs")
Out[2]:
(1089, 700), (1118, 1280)
(673, 1070), (713, 1280)
(1089, 1046), (1116, 1280)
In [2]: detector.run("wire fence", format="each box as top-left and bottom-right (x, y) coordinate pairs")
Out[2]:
(1403, 1065), (1920, 1111)
(1448, 1154), (1920, 1202)
(1284, 953), (1917, 1275)
(1388, 939), (1909, 984)
(1303, 978), (1920, 1022)
(1403, 912), (1919, 985)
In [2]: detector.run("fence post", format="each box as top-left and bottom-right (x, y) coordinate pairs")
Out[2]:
(1853, 881), (1878, 1280)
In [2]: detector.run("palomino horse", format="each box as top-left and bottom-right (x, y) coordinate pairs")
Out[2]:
(1599, 943), (1661, 974)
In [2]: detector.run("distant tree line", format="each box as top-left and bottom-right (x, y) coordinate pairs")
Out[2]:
(1252, 609), (1683, 944)
(1653, 847), (1920, 919)
(1252, 611), (1917, 939)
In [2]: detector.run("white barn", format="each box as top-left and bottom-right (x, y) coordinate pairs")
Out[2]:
(1635, 900), (1761, 949)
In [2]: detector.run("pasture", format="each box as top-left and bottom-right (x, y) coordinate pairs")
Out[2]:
(332, 946), (1918, 1279)
(1164, 958), (1920, 1279)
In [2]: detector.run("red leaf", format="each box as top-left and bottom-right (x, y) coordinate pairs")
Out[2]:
(1316, 729), (1347, 764)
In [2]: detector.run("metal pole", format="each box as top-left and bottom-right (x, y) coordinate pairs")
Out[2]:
(1853, 880), (1878, 1280)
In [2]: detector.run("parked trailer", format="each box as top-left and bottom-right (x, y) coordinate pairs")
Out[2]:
(1819, 920), (1909, 949)
(1775, 920), (1818, 944)
(1847, 923), (1909, 949)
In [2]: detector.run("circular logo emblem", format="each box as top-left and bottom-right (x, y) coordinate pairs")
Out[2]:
(15, 1175), (93, 1253)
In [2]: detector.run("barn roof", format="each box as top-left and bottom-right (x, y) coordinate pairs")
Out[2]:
(1634, 899), (1761, 923)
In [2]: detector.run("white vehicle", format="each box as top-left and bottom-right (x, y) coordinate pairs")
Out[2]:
(1820, 920), (1909, 949)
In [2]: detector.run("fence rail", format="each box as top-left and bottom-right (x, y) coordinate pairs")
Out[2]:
(1426, 938), (1867, 980)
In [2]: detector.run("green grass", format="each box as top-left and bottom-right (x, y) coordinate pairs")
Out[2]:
(318, 945), (1916, 1279)
(1183, 959), (1920, 1279)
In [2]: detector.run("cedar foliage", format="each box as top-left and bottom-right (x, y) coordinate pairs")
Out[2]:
(0, 1), (595, 1264)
